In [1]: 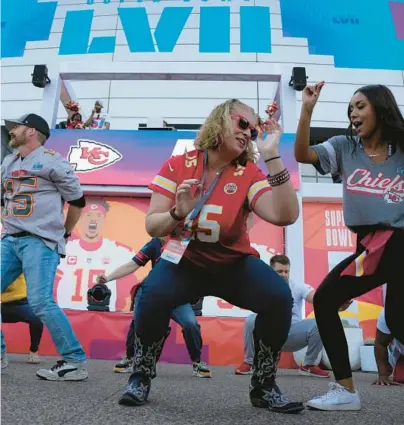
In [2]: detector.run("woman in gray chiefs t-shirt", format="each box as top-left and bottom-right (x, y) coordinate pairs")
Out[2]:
(294, 83), (404, 411)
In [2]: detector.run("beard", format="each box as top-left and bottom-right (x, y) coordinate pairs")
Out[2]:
(9, 136), (25, 148)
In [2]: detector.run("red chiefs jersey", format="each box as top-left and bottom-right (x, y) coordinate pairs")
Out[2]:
(149, 150), (271, 268)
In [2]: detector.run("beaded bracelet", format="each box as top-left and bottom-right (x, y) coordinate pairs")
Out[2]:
(267, 168), (290, 187)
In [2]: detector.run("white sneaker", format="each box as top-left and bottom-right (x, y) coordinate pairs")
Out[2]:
(26, 351), (41, 364)
(36, 360), (88, 381)
(1, 352), (8, 370)
(306, 382), (361, 411)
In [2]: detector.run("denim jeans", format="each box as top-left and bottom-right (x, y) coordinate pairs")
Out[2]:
(135, 256), (292, 355)
(1, 235), (86, 362)
(1, 301), (44, 353)
(133, 285), (202, 362)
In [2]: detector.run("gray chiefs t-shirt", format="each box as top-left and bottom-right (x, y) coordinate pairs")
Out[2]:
(312, 136), (404, 230)
(1, 146), (83, 255)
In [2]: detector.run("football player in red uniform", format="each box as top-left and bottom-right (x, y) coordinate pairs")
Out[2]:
(119, 99), (302, 414)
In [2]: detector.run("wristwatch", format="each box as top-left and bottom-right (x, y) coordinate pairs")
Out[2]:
(169, 206), (185, 221)
(64, 231), (72, 239)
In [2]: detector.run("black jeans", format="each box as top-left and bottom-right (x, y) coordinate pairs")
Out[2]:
(134, 256), (292, 372)
(314, 229), (404, 380)
(2, 300), (44, 352)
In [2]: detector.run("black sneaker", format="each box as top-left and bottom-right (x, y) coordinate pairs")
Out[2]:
(119, 374), (151, 406)
(192, 361), (212, 378)
(250, 381), (304, 414)
(36, 360), (88, 381)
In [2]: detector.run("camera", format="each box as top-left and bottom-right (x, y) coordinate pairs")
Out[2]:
(87, 283), (112, 312)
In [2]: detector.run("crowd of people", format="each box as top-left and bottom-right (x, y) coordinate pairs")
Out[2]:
(58, 100), (110, 130)
(1, 83), (403, 414)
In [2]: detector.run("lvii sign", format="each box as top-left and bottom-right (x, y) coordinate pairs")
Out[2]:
(1, 1), (271, 58)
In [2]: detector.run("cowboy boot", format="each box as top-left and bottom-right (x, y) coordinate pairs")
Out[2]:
(249, 339), (304, 414)
(119, 333), (165, 406)
(155, 326), (171, 365)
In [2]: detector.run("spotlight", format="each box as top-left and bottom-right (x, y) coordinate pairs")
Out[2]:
(289, 67), (308, 91)
(32, 65), (51, 88)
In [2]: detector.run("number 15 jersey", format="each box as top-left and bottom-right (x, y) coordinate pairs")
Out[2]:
(149, 149), (271, 268)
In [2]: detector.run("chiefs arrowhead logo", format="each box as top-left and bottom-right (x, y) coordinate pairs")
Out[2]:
(68, 139), (122, 173)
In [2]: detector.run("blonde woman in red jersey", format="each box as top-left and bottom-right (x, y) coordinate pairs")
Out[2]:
(118, 99), (301, 414)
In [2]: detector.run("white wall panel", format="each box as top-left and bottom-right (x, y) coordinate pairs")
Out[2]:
(1, 0), (403, 134)
(113, 45), (257, 62)
(1, 101), (43, 120)
(109, 80), (259, 99)
(1, 84), (44, 101)
(108, 98), (259, 118)
(69, 81), (111, 99)
(1, 66), (38, 84)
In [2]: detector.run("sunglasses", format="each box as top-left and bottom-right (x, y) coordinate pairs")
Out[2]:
(230, 114), (258, 141)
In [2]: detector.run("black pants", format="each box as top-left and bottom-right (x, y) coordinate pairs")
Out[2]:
(2, 300), (44, 352)
(314, 229), (404, 380)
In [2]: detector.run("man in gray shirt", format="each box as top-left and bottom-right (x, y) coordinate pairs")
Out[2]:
(235, 255), (331, 378)
(1, 114), (88, 381)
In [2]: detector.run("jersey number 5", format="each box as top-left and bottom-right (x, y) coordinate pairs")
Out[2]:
(2, 178), (37, 218)
(186, 204), (223, 243)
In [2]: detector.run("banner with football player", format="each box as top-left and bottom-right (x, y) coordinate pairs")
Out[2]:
(46, 129), (300, 189)
(54, 197), (284, 316)
(303, 202), (383, 339)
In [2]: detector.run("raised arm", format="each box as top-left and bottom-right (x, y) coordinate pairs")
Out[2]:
(294, 82), (324, 164)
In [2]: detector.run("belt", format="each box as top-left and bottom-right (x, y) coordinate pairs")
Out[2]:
(10, 231), (34, 238)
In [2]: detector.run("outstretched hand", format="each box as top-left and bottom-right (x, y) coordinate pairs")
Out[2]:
(302, 81), (325, 112)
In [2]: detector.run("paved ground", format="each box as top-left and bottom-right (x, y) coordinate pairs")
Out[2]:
(1, 354), (403, 425)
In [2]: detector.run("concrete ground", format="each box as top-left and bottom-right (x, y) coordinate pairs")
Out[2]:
(1, 354), (403, 425)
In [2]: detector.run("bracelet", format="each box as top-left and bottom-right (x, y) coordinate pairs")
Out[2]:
(64, 231), (71, 239)
(267, 169), (290, 187)
(264, 156), (281, 163)
(169, 206), (186, 221)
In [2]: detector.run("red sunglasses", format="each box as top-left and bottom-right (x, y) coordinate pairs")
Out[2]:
(230, 114), (258, 141)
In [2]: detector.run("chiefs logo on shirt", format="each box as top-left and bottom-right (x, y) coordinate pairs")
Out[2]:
(67, 256), (77, 265)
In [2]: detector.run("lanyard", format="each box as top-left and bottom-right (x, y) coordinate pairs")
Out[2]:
(186, 151), (225, 225)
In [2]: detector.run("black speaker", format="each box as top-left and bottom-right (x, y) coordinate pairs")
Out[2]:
(32, 65), (50, 88)
(289, 67), (307, 91)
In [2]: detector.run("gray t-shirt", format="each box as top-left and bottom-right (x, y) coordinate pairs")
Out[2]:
(289, 280), (313, 324)
(312, 136), (404, 230)
(1, 146), (83, 255)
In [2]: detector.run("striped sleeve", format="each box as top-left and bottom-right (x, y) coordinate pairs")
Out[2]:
(132, 238), (160, 267)
(148, 157), (178, 199)
(311, 135), (345, 180)
(247, 169), (271, 210)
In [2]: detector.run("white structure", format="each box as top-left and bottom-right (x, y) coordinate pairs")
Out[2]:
(2, 0), (403, 131)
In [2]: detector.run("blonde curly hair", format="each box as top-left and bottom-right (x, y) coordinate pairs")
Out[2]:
(194, 99), (259, 166)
